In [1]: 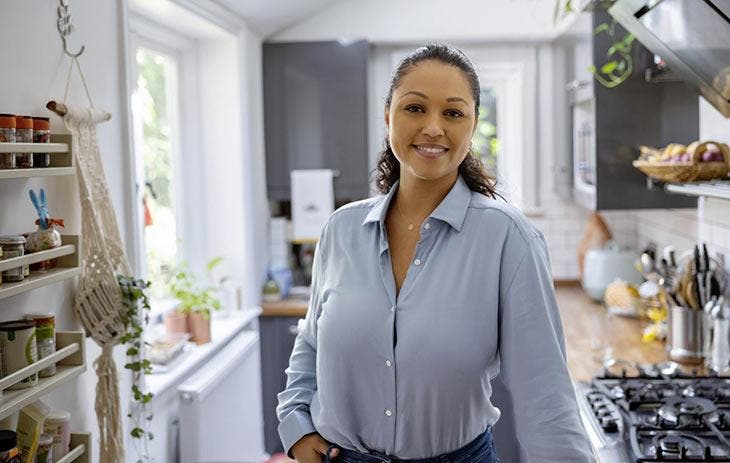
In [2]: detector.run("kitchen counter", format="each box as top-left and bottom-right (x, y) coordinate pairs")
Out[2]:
(555, 283), (670, 382)
(261, 298), (308, 317)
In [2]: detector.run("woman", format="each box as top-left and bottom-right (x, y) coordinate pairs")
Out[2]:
(277, 44), (593, 463)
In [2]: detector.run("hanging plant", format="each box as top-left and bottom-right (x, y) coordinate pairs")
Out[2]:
(554, 0), (637, 88)
(118, 275), (154, 462)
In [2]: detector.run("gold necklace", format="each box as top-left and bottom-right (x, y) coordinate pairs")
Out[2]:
(395, 195), (419, 231)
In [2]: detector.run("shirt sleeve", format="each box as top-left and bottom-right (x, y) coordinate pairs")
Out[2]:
(498, 231), (595, 462)
(276, 222), (329, 458)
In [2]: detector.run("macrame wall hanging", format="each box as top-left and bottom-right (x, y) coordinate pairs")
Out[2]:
(49, 1), (131, 461)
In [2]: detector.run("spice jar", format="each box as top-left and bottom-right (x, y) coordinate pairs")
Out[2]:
(0, 430), (20, 463)
(25, 314), (55, 377)
(14, 116), (32, 168)
(35, 433), (52, 463)
(0, 114), (16, 169)
(43, 411), (70, 460)
(32, 117), (50, 168)
(0, 235), (26, 282)
(0, 320), (38, 389)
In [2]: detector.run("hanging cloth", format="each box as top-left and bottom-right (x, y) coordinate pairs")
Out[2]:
(58, 55), (129, 463)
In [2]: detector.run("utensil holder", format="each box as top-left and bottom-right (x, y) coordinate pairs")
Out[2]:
(668, 305), (704, 363)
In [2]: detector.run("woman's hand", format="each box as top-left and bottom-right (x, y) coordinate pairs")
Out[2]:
(291, 433), (340, 462)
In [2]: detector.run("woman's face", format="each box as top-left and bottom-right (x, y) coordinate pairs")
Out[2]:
(385, 60), (477, 183)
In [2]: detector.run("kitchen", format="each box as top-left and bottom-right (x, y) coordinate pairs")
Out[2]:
(1, 0), (730, 462)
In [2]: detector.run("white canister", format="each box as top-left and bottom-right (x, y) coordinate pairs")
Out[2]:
(0, 320), (38, 389)
(43, 410), (70, 459)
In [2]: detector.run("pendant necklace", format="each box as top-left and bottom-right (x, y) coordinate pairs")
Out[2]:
(395, 195), (419, 231)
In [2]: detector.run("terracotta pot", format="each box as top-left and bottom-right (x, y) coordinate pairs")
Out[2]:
(188, 312), (211, 344)
(164, 310), (189, 338)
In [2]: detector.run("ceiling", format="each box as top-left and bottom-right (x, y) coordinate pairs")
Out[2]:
(212, 0), (339, 37)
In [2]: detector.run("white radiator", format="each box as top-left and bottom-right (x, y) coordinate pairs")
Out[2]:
(178, 330), (267, 463)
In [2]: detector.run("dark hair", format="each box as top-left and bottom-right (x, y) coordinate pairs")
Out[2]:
(373, 43), (499, 199)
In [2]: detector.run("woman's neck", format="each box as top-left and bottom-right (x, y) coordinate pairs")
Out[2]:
(395, 172), (459, 222)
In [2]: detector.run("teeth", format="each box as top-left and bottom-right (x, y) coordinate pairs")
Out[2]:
(416, 146), (446, 153)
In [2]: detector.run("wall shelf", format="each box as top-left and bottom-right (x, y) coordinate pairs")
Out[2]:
(0, 332), (86, 420)
(57, 432), (90, 463)
(0, 134), (74, 175)
(664, 181), (730, 201)
(0, 235), (81, 301)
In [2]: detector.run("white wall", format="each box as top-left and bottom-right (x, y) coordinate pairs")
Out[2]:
(0, 0), (132, 458)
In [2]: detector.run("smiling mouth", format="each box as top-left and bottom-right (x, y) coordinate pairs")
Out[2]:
(412, 144), (449, 159)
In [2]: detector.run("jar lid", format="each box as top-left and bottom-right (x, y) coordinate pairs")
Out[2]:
(0, 430), (16, 451)
(15, 116), (33, 129)
(46, 410), (71, 423)
(0, 320), (36, 331)
(25, 313), (55, 327)
(0, 114), (16, 128)
(32, 117), (50, 130)
(38, 433), (53, 446)
(0, 235), (26, 244)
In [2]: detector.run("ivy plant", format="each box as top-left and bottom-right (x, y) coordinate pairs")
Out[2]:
(118, 275), (154, 462)
(554, 0), (637, 88)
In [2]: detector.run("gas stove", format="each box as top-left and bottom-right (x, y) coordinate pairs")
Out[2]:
(576, 361), (730, 462)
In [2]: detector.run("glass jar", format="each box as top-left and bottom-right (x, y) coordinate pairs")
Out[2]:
(25, 225), (62, 271)
(0, 114), (16, 169)
(26, 313), (56, 377)
(0, 235), (26, 282)
(32, 117), (50, 168)
(35, 433), (53, 463)
(0, 430), (20, 463)
(14, 116), (32, 168)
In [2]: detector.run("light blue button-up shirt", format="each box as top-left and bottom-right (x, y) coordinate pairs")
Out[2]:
(277, 174), (593, 461)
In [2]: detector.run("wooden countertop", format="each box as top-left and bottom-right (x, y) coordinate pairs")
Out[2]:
(261, 285), (677, 382)
(555, 284), (670, 382)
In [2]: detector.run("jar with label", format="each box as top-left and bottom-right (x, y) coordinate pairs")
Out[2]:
(32, 117), (50, 168)
(0, 430), (20, 463)
(14, 116), (32, 168)
(25, 314), (55, 377)
(0, 320), (38, 389)
(34, 434), (52, 463)
(43, 411), (70, 460)
(0, 236), (26, 282)
(0, 114), (16, 169)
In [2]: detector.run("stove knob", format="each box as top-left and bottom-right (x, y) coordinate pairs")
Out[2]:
(600, 416), (618, 433)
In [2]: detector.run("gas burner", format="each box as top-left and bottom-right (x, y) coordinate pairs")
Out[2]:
(652, 432), (710, 459)
(658, 397), (719, 426)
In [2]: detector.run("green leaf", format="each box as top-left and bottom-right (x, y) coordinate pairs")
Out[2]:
(131, 427), (145, 438)
(126, 347), (139, 356)
(601, 61), (618, 74)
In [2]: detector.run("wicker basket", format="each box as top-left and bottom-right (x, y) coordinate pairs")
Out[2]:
(633, 141), (730, 183)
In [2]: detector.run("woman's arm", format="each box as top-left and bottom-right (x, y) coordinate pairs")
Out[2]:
(276, 223), (329, 457)
(498, 231), (595, 462)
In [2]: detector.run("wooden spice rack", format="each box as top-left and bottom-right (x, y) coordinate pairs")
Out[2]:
(57, 432), (91, 463)
(0, 134), (74, 178)
(0, 235), (81, 301)
(0, 331), (86, 420)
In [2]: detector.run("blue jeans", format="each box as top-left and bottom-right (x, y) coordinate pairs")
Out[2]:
(323, 428), (497, 463)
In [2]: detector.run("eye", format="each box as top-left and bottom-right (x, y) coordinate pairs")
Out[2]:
(445, 110), (464, 118)
(404, 105), (423, 113)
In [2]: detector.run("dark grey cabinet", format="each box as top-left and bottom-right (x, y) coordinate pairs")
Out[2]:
(263, 40), (370, 201)
(565, 10), (699, 210)
(259, 315), (302, 455)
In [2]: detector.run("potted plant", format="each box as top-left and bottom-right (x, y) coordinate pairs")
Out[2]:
(167, 258), (225, 344)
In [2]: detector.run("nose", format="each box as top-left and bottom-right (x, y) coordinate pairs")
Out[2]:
(421, 114), (445, 138)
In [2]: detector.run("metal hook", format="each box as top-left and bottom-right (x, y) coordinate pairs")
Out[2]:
(56, 1), (85, 58)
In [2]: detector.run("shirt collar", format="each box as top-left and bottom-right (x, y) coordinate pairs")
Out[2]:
(362, 174), (472, 232)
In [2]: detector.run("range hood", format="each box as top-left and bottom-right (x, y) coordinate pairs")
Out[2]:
(609, 0), (730, 117)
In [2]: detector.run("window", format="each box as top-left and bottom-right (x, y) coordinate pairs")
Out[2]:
(131, 46), (182, 292)
(472, 86), (500, 174)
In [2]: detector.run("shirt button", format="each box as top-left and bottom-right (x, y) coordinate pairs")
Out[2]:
(391, 305), (396, 312)
(385, 409), (392, 417)
(424, 222), (431, 230)
(414, 258), (421, 266)
(385, 359), (392, 367)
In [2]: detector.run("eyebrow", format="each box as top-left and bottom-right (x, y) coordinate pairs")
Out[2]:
(402, 91), (468, 105)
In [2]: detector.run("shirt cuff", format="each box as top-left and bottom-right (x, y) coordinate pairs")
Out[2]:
(278, 408), (317, 458)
